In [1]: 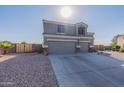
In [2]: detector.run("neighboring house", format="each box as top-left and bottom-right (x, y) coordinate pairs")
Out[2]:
(114, 34), (124, 48)
(42, 20), (94, 55)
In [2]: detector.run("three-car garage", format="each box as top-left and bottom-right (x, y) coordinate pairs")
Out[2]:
(48, 41), (89, 54)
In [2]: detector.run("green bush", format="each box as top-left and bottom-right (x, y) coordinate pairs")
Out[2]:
(112, 45), (121, 51)
(115, 45), (121, 51)
(0, 42), (12, 49)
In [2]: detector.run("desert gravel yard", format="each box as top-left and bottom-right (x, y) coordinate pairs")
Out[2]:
(0, 53), (58, 87)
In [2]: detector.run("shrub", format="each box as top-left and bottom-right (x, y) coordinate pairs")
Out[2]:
(112, 45), (121, 51)
(115, 45), (121, 51)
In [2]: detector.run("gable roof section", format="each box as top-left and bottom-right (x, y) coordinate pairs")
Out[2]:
(75, 22), (88, 28)
(43, 19), (74, 26)
(42, 19), (88, 27)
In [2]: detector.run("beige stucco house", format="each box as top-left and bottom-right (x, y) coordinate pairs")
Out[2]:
(115, 35), (124, 48)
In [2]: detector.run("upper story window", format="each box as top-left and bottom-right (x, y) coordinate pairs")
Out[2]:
(78, 27), (85, 36)
(58, 25), (65, 33)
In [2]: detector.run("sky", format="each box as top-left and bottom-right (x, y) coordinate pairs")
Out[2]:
(0, 5), (124, 45)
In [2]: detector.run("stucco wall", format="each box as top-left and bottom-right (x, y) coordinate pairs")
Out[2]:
(117, 36), (124, 48)
(43, 22), (76, 36)
(43, 23), (58, 34)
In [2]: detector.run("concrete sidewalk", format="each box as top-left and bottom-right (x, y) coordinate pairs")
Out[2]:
(103, 51), (124, 61)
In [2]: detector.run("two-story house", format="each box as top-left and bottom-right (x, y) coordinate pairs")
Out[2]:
(42, 20), (94, 55)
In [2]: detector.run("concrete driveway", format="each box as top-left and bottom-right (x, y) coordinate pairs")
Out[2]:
(49, 53), (124, 87)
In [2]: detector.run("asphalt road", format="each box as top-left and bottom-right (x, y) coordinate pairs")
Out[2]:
(49, 53), (124, 87)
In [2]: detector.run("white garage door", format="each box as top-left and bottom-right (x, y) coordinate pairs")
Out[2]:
(48, 42), (75, 54)
(80, 42), (89, 52)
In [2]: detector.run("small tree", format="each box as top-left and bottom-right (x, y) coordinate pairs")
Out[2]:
(0, 42), (12, 49)
(111, 36), (117, 48)
(21, 41), (27, 44)
(0, 42), (12, 54)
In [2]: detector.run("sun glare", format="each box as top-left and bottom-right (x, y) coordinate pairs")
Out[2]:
(60, 6), (72, 18)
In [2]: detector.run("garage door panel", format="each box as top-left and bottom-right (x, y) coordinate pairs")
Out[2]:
(48, 42), (75, 54)
(80, 42), (88, 52)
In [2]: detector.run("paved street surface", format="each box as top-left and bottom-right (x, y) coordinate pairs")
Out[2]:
(49, 53), (124, 87)
(0, 53), (58, 87)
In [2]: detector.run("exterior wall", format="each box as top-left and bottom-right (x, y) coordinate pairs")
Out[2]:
(0, 48), (5, 55)
(117, 35), (124, 48)
(32, 44), (43, 53)
(43, 23), (58, 34)
(64, 25), (76, 36)
(43, 34), (93, 47)
(43, 22), (76, 36)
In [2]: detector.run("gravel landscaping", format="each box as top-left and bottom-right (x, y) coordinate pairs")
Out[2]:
(0, 53), (58, 87)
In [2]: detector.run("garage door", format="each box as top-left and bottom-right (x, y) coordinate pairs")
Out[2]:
(80, 42), (89, 52)
(48, 42), (75, 54)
